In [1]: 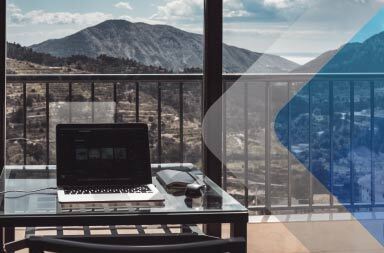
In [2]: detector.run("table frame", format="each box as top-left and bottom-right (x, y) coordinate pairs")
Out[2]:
(0, 211), (248, 252)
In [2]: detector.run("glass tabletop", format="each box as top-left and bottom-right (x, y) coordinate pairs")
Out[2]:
(0, 165), (247, 216)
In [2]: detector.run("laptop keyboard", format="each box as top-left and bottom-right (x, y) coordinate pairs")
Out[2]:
(64, 185), (152, 195)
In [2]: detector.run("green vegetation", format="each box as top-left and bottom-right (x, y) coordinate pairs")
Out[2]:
(7, 42), (171, 74)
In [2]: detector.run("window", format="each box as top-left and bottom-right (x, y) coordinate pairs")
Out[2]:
(220, 0), (384, 211)
(5, 0), (204, 165)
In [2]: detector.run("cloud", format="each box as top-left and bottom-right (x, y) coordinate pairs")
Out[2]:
(115, 2), (133, 10)
(150, 0), (252, 22)
(7, 4), (113, 25)
(150, 0), (307, 22)
(230, 0), (374, 23)
(118, 15), (165, 25)
(151, 0), (204, 22)
(151, 0), (374, 23)
(238, 0), (311, 22)
(263, 0), (307, 9)
(223, 0), (252, 17)
(7, 3), (21, 13)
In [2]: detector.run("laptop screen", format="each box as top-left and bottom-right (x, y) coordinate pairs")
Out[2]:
(56, 124), (152, 187)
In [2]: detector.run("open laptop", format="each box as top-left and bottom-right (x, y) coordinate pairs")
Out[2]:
(56, 123), (164, 209)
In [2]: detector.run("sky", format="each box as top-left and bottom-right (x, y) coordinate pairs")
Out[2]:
(6, 0), (384, 65)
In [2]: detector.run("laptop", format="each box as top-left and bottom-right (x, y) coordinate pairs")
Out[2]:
(56, 123), (165, 209)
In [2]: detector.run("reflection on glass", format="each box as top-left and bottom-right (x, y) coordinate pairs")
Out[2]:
(101, 148), (114, 160)
(88, 149), (100, 160)
(76, 148), (88, 161)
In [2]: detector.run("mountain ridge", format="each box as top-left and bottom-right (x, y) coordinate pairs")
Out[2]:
(30, 19), (299, 73)
(293, 31), (384, 73)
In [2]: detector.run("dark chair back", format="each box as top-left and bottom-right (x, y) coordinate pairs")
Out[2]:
(25, 236), (245, 253)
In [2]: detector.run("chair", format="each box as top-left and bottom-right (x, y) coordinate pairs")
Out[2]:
(7, 236), (245, 253)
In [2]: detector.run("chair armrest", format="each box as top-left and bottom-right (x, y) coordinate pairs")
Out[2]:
(27, 236), (245, 253)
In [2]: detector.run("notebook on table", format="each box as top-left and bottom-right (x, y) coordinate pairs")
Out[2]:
(156, 169), (197, 191)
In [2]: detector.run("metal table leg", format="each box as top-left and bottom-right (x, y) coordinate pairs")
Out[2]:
(0, 228), (3, 253)
(231, 222), (247, 253)
(2, 227), (15, 253)
(203, 223), (221, 238)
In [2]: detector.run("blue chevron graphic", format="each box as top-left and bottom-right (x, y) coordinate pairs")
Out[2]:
(274, 8), (384, 244)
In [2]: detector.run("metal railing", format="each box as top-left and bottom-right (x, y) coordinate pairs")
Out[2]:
(6, 73), (384, 214)
(6, 74), (203, 167)
(223, 73), (384, 213)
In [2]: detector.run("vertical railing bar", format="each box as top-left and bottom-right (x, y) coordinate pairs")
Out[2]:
(244, 82), (249, 208)
(309, 82), (313, 211)
(45, 83), (50, 166)
(265, 82), (271, 213)
(22, 82), (27, 166)
(350, 81), (355, 209)
(157, 82), (162, 163)
(200, 79), (204, 173)
(179, 82), (184, 163)
(329, 80), (334, 207)
(1, 1), (5, 169)
(287, 81), (292, 207)
(68, 82), (72, 123)
(113, 82), (117, 123)
(370, 80), (375, 207)
(91, 82), (95, 123)
(222, 81), (227, 191)
(135, 82), (140, 122)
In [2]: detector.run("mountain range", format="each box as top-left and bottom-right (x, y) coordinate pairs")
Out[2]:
(30, 19), (299, 73)
(295, 31), (384, 73)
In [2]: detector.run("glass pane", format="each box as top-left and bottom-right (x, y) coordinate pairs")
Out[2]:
(6, 0), (204, 165)
(160, 82), (181, 163)
(290, 83), (310, 206)
(270, 83), (289, 206)
(225, 82), (246, 206)
(374, 81), (384, 204)
(6, 1), (203, 75)
(353, 81), (371, 204)
(333, 81), (352, 204)
(310, 81), (331, 205)
(247, 83), (266, 207)
(183, 81), (202, 167)
(221, 0), (383, 214)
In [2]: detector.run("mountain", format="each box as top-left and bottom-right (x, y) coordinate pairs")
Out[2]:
(293, 31), (384, 73)
(292, 50), (337, 73)
(30, 20), (299, 73)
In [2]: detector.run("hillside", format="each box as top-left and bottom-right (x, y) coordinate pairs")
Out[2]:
(293, 31), (384, 73)
(6, 58), (87, 74)
(30, 20), (299, 73)
(7, 42), (170, 74)
(292, 50), (338, 73)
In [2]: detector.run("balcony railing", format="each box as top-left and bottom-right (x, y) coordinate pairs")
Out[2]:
(6, 74), (203, 166)
(6, 73), (384, 214)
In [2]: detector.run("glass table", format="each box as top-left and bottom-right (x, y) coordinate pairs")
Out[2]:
(0, 165), (248, 252)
